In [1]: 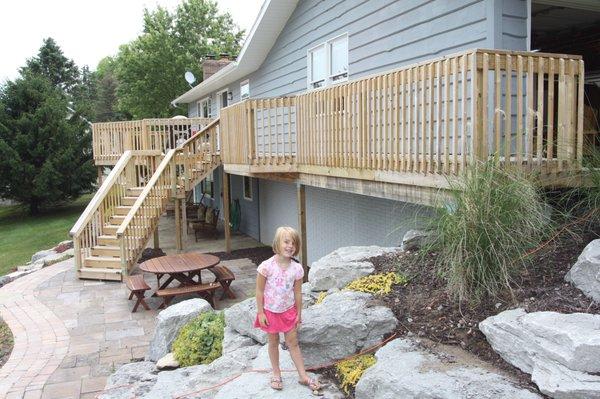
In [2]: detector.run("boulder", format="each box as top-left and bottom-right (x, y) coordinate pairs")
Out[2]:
(31, 249), (56, 263)
(308, 246), (399, 291)
(100, 345), (261, 399)
(156, 353), (179, 370)
(42, 252), (72, 266)
(565, 239), (600, 302)
(224, 297), (267, 344)
(146, 298), (213, 362)
(401, 229), (429, 251)
(355, 338), (541, 399)
(222, 326), (259, 354)
(297, 290), (397, 367)
(480, 308), (600, 398)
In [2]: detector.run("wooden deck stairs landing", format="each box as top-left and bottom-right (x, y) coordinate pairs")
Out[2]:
(71, 120), (222, 281)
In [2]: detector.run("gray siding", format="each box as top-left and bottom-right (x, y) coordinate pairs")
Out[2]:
(229, 174), (260, 240)
(256, 179), (430, 264)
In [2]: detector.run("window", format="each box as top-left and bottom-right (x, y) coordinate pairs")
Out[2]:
(307, 33), (348, 89)
(240, 80), (249, 100)
(243, 176), (253, 201)
(198, 97), (212, 118)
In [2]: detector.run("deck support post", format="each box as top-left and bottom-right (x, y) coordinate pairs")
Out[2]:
(181, 198), (187, 250)
(175, 198), (182, 251)
(153, 226), (160, 249)
(223, 170), (231, 254)
(297, 183), (308, 282)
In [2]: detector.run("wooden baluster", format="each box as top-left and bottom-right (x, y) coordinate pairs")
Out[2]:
(504, 54), (513, 166)
(516, 55), (524, 167)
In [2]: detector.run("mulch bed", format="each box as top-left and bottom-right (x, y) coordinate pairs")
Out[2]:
(366, 227), (600, 396)
(0, 318), (13, 368)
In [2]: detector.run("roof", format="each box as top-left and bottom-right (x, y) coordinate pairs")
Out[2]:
(172, 0), (299, 106)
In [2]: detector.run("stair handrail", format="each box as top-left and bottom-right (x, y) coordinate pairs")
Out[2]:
(70, 150), (133, 238)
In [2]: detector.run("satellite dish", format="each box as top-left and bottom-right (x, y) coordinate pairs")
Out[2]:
(184, 71), (196, 86)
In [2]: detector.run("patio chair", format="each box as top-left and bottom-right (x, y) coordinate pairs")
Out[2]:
(192, 207), (220, 240)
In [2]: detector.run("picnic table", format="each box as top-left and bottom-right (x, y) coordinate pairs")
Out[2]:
(139, 252), (221, 307)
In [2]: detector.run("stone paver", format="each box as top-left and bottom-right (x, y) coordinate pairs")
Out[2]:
(0, 225), (263, 398)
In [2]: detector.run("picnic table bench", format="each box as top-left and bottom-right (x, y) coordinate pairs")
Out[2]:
(125, 275), (151, 312)
(156, 281), (220, 308)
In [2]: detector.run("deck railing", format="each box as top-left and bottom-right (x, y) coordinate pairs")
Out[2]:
(220, 49), (585, 181)
(92, 117), (212, 165)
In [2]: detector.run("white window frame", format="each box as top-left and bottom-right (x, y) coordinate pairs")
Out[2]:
(240, 79), (250, 100)
(216, 88), (229, 116)
(307, 33), (349, 90)
(198, 96), (212, 118)
(243, 176), (253, 201)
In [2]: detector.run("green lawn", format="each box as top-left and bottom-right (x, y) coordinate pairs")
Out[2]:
(0, 195), (93, 276)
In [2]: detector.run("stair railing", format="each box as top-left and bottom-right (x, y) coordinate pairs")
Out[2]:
(69, 150), (161, 274)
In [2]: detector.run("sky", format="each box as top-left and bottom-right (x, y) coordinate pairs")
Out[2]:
(0, 0), (264, 83)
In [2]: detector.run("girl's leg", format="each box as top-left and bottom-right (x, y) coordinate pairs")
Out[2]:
(284, 328), (309, 382)
(267, 333), (282, 384)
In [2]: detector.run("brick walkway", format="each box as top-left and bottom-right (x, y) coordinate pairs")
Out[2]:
(0, 255), (258, 399)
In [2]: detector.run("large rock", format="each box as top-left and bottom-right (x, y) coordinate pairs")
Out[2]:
(480, 308), (600, 398)
(146, 298), (213, 362)
(31, 249), (56, 263)
(222, 326), (259, 354)
(308, 246), (399, 291)
(355, 338), (541, 399)
(297, 290), (397, 367)
(401, 229), (429, 251)
(565, 239), (600, 302)
(100, 345), (261, 399)
(224, 297), (267, 344)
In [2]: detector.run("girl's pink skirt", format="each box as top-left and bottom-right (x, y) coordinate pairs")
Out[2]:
(254, 306), (298, 334)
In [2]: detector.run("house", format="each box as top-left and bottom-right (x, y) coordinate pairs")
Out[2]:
(73, 0), (599, 281)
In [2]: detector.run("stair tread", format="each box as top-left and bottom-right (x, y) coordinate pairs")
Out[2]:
(92, 245), (119, 250)
(85, 256), (121, 261)
(99, 235), (117, 239)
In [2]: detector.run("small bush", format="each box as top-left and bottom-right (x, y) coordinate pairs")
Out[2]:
(172, 311), (225, 367)
(335, 354), (376, 394)
(345, 272), (408, 295)
(426, 159), (550, 302)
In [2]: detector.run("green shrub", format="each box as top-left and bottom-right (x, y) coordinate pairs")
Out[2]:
(335, 354), (376, 394)
(345, 272), (408, 295)
(172, 311), (225, 367)
(426, 159), (550, 302)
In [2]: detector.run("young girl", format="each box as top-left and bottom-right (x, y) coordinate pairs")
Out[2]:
(254, 226), (321, 393)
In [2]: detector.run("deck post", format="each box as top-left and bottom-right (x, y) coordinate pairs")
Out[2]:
(223, 170), (231, 254)
(153, 226), (160, 249)
(297, 183), (308, 282)
(181, 197), (188, 249)
(175, 198), (182, 251)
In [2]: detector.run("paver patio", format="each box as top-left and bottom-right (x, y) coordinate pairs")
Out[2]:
(0, 226), (264, 399)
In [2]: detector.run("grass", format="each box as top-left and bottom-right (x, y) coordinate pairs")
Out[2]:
(0, 194), (92, 276)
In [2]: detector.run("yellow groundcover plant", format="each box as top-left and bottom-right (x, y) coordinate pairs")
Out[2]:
(335, 354), (376, 394)
(345, 272), (408, 295)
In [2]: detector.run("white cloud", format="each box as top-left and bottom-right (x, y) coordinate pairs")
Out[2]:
(0, 0), (263, 83)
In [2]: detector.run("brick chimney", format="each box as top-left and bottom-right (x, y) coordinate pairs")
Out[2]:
(202, 54), (233, 81)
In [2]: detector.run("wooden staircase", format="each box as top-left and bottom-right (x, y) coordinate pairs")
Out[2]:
(71, 119), (221, 281)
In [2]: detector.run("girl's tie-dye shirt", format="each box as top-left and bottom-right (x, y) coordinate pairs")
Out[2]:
(257, 255), (304, 313)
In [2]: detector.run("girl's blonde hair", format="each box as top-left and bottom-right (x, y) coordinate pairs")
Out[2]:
(272, 226), (301, 257)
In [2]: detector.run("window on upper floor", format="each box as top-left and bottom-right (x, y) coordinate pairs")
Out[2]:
(307, 33), (348, 89)
(198, 97), (212, 118)
(240, 80), (249, 100)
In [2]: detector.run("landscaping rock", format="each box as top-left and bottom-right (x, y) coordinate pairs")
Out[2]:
(42, 252), (72, 266)
(480, 308), (600, 398)
(224, 297), (267, 344)
(565, 239), (600, 302)
(308, 246), (399, 291)
(401, 229), (429, 251)
(355, 338), (541, 399)
(297, 290), (397, 367)
(0, 275), (13, 288)
(31, 249), (56, 263)
(156, 353), (179, 369)
(146, 298), (213, 362)
(222, 326), (258, 354)
(100, 345), (261, 399)
(17, 263), (43, 272)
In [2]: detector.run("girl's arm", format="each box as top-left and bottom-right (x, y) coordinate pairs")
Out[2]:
(256, 273), (268, 326)
(294, 278), (303, 325)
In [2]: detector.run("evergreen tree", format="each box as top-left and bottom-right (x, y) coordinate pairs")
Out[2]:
(0, 75), (95, 215)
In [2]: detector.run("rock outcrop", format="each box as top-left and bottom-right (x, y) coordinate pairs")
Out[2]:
(356, 338), (541, 399)
(565, 239), (600, 302)
(480, 308), (600, 399)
